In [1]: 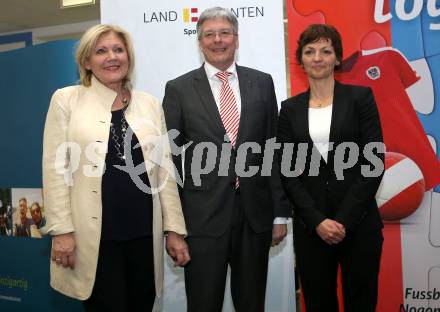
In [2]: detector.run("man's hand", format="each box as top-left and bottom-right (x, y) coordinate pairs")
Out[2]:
(51, 232), (75, 269)
(271, 224), (287, 247)
(166, 231), (191, 266)
(316, 219), (345, 245)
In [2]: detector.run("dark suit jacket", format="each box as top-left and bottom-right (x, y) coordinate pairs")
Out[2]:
(278, 81), (384, 235)
(163, 64), (291, 237)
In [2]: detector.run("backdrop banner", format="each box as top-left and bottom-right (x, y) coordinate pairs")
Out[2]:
(0, 40), (83, 311)
(286, 0), (440, 311)
(101, 0), (296, 311)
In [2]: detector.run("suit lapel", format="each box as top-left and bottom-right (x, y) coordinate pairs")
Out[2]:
(296, 90), (313, 144)
(328, 80), (349, 166)
(236, 65), (251, 145)
(193, 66), (225, 137)
(329, 81), (348, 146)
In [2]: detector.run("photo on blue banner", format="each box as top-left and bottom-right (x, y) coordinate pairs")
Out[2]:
(0, 188), (12, 237)
(11, 189), (45, 239)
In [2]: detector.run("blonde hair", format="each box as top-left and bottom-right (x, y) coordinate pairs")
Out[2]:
(76, 24), (135, 89)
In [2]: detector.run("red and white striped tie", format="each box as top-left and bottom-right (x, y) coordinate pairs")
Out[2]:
(216, 71), (240, 147)
(216, 71), (240, 188)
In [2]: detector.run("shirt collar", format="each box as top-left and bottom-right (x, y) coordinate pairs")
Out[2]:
(204, 62), (237, 81)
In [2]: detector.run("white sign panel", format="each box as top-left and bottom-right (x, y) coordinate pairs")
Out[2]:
(101, 0), (287, 103)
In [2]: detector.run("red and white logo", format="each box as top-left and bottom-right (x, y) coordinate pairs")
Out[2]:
(366, 66), (381, 80)
(376, 152), (425, 221)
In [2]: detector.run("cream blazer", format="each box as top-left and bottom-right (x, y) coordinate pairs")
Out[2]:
(42, 76), (186, 300)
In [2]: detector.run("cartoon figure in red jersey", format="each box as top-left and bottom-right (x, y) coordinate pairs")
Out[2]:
(336, 48), (440, 190)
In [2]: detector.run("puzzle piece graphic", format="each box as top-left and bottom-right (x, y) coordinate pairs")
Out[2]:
(335, 49), (440, 311)
(401, 191), (440, 309)
(336, 48), (440, 191)
(407, 58), (434, 115)
(421, 3), (440, 58)
(417, 53), (440, 192)
(389, 0), (425, 61)
(287, 0), (440, 189)
(360, 31), (388, 51)
(431, 188), (440, 247)
(288, 0), (390, 95)
(286, 0), (325, 94)
(292, 0), (391, 57)
(287, 2), (440, 311)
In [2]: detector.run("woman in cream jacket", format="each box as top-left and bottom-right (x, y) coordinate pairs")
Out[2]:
(42, 24), (189, 311)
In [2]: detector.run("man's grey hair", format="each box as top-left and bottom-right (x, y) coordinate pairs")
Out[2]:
(196, 7), (238, 40)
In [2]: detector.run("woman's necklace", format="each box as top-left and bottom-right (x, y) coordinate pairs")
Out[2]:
(110, 97), (129, 161)
(310, 94), (333, 108)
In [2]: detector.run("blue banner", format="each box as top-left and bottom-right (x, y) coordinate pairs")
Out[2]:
(0, 40), (83, 311)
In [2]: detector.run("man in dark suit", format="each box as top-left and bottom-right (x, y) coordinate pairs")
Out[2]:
(163, 7), (291, 312)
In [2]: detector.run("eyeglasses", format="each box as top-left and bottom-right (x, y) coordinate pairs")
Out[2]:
(202, 29), (237, 40)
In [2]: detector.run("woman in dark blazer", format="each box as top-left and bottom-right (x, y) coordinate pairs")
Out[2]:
(278, 24), (385, 311)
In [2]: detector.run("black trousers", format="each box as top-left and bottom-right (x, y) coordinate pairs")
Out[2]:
(295, 229), (383, 312)
(83, 236), (156, 312)
(184, 192), (272, 312)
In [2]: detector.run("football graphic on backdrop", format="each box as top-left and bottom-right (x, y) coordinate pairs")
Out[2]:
(376, 152), (425, 221)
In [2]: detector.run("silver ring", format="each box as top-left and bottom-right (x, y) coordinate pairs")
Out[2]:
(55, 258), (61, 262)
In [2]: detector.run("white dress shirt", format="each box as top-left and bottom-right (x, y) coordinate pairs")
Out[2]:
(308, 104), (333, 162)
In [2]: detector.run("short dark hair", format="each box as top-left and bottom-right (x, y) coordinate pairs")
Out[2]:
(296, 24), (343, 69)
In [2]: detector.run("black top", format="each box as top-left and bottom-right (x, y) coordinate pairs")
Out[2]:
(101, 109), (153, 241)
